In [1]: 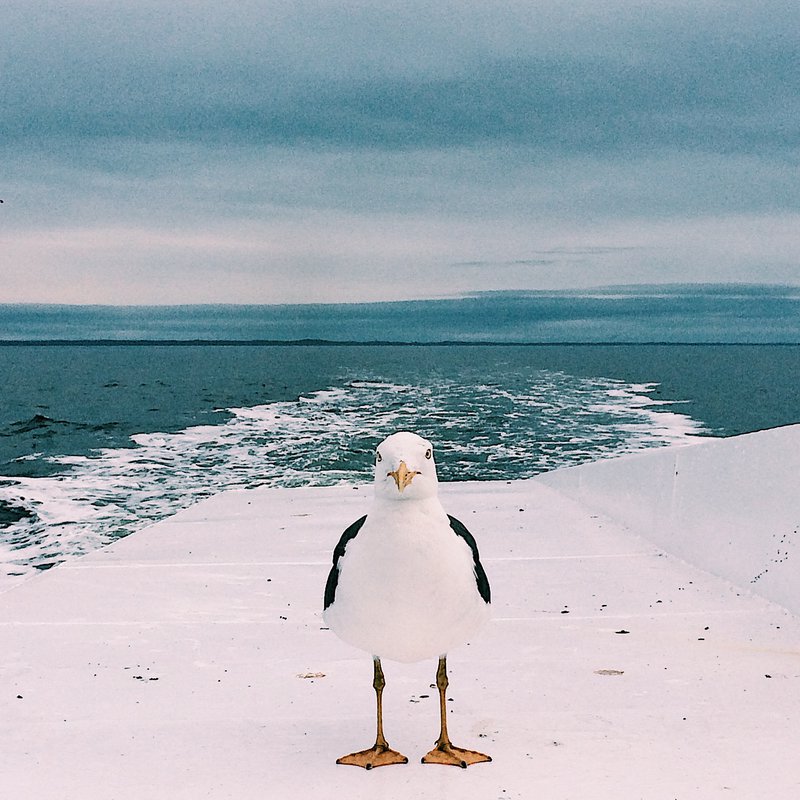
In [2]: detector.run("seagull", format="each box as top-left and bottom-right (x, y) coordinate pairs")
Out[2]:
(324, 431), (491, 769)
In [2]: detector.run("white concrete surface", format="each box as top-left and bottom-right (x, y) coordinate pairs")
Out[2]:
(2, 431), (799, 799)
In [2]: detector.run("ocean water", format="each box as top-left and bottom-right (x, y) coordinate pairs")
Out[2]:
(1, 343), (799, 589)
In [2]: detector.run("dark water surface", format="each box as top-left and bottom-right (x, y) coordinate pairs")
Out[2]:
(2, 344), (798, 476)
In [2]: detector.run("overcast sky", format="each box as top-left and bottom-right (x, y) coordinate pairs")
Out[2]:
(1, 1), (798, 304)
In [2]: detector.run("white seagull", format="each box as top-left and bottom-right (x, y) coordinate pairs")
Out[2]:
(324, 431), (491, 769)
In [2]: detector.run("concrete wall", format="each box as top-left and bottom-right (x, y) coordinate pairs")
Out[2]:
(537, 424), (800, 614)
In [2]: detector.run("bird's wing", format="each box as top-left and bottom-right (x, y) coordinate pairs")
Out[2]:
(323, 514), (368, 610)
(447, 514), (491, 604)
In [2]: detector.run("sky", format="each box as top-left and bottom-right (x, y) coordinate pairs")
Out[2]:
(1, 0), (799, 305)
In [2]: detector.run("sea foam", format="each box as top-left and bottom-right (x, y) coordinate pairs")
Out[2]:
(0, 371), (704, 589)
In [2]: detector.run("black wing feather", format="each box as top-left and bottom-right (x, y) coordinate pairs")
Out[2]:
(323, 514), (367, 610)
(448, 514), (491, 604)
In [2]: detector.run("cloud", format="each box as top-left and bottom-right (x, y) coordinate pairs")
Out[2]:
(452, 247), (648, 269)
(2, 1), (798, 155)
(1, 1), (799, 303)
(453, 259), (561, 268)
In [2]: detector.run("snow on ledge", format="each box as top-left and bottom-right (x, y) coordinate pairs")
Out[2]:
(537, 424), (800, 614)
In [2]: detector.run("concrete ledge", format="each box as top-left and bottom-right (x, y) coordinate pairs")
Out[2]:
(537, 424), (800, 614)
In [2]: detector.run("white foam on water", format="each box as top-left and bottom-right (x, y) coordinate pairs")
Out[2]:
(0, 371), (706, 589)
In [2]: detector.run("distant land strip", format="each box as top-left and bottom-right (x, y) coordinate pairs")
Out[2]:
(1, 340), (799, 347)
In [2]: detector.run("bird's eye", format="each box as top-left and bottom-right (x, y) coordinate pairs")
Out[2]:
(425, 448), (432, 459)
(376, 451), (382, 463)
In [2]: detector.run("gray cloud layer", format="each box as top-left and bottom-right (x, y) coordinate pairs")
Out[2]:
(4, 1), (798, 154)
(1, 1), (799, 303)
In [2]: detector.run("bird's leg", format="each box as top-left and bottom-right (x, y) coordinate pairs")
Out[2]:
(421, 656), (492, 768)
(336, 657), (408, 769)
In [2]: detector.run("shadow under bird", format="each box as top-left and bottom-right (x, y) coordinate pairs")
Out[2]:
(324, 431), (492, 769)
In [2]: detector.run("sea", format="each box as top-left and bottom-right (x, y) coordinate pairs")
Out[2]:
(1, 295), (799, 590)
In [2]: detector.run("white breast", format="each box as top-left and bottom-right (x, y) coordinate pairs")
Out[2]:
(324, 498), (490, 663)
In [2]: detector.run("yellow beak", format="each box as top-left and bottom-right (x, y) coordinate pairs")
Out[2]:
(388, 460), (419, 492)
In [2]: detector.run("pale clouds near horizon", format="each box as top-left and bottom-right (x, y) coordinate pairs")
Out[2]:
(1, 1), (798, 304)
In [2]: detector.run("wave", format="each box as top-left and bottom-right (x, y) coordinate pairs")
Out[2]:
(0, 370), (705, 589)
(0, 414), (119, 438)
(0, 497), (35, 527)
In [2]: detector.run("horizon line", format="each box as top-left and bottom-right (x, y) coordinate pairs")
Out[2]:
(2, 339), (799, 347)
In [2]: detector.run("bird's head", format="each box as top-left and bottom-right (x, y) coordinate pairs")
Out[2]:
(373, 431), (439, 501)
